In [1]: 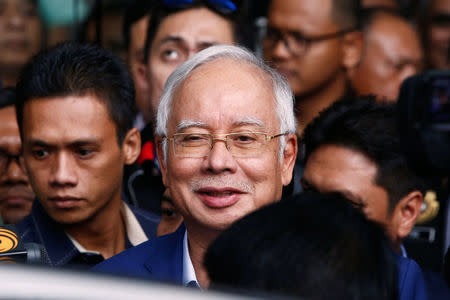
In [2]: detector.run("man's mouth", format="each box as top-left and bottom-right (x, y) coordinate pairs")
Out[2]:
(195, 187), (244, 208)
(48, 196), (82, 209)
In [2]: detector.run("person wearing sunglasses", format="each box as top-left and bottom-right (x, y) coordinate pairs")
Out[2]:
(0, 87), (34, 224)
(93, 45), (298, 290)
(123, 0), (248, 230)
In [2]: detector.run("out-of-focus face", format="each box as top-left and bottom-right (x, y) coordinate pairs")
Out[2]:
(302, 145), (397, 240)
(349, 14), (423, 101)
(263, 0), (347, 97)
(158, 59), (296, 232)
(156, 189), (183, 237)
(0, 106), (34, 224)
(0, 0), (41, 72)
(21, 96), (136, 225)
(128, 15), (151, 123)
(147, 7), (234, 121)
(426, 0), (450, 70)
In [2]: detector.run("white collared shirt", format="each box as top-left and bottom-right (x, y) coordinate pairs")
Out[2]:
(68, 202), (149, 255)
(182, 230), (200, 288)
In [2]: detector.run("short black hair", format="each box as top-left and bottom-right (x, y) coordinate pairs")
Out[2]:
(205, 192), (398, 299)
(143, 0), (248, 63)
(331, 0), (362, 30)
(0, 87), (16, 109)
(302, 96), (424, 212)
(16, 42), (136, 145)
(123, 0), (155, 50)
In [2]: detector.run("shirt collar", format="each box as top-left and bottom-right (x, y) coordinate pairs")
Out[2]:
(68, 202), (148, 254)
(182, 230), (200, 288)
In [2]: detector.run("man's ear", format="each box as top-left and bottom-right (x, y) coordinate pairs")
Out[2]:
(155, 136), (168, 187)
(391, 190), (423, 241)
(281, 134), (298, 186)
(136, 62), (149, 88)
(341, 31), (364, 70)
(122, 128), (141, 165)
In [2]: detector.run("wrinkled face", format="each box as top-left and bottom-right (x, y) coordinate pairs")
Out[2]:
(21, 96), (127, 225)
(263, 0), (345, 97)
(158, 59), (295, 231)
(302, 145), (397, 240)
(426, 0), (450, 70)
(128, 15), (151, 122)
(0, 0), (41, 70)
(350, 15), (423, 101)
(0, 106), (34, 224)
(147, 7), (234, 120)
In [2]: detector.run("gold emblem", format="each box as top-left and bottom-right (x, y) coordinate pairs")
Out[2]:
(0, 228), (19, 253)
(416, 190), (440, 224)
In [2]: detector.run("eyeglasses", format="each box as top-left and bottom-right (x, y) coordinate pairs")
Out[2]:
(166, 132), (286, 158)
(0, 151), (25, 174)
(163, 0), (237, 14)
(263, 27), (356, 57)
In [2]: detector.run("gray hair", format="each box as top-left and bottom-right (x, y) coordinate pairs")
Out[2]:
(156, 45), (296, 162)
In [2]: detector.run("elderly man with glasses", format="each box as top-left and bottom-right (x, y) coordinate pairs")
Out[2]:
(93, 45), (298, 289)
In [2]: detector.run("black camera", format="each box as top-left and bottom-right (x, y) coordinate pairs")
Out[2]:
(398, 70), (450, 177)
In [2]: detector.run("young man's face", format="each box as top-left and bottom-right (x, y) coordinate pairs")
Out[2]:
(302, 145), (396, 238)
(0, 105), (34, 224)
(263, 0), (347, 97)
(146, 7), (235, 121)
(21, 96), (133, 225)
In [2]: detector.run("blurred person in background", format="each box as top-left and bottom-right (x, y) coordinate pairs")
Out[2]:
(361, 0), (399, 9)
(123, 0), (154, 130)
(348, 9), (423, 102)
(15, 42), (159, 268)
(420, 0), (450, 70)
(0, 87), (34, 224)
(263, 0), (363, 136)
(0, 0), (42, 87)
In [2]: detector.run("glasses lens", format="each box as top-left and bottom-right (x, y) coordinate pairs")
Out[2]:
(227, 132), (265, 157)
(173, 133), (211, 157)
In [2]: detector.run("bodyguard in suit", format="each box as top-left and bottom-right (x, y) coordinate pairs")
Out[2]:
(15, 42), (160, 268)
(93, 45), (299, 288)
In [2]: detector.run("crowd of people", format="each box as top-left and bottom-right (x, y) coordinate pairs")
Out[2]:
(0, 0), (449, 299)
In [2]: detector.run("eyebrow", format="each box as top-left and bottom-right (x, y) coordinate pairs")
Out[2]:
(301, 178), (364, 204)
(176, 118), (266, 132)
(26, 138), (101, 147)
(176, 120), (208, 131)
(158, 36), (219, 50)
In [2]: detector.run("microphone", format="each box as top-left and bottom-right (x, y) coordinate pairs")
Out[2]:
(0, 225), (47, 264)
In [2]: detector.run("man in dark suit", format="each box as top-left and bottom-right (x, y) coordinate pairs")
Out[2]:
(93, 44), (299, 289)
(15, 42), (160, 268)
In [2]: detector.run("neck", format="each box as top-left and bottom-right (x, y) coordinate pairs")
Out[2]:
(295, 74), (348, 136)
(185, 223), (223, 290)
(64, 198), (126, 259)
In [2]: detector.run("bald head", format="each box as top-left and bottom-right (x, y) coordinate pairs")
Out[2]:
(348, 11), (423, 101)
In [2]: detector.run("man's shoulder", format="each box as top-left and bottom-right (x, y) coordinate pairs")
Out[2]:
(92, 225), (185, 283)
(16, 213), (38, 242)
(128, 204), (160, 237)
(396, 255), (429, 300)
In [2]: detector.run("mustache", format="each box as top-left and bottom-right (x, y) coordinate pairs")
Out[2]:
(190, 177), (253, 193)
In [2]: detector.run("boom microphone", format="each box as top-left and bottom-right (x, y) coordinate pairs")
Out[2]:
(0, 225), (47, 264)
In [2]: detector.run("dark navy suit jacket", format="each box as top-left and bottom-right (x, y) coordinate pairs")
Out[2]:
(17, 200), (160, 268)
(93, 224), (428, 299)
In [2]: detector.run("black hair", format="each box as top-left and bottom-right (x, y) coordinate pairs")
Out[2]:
(15, 42), (136, 145)
(205, 192), (398, 300)
(143, 0), (248, 63)
(302, 96), (424, 212)
(359, 7), (413, 33)
(0, 87), (16, 109)
(123, 0), (155, 50)
(331, 0), (362, 30)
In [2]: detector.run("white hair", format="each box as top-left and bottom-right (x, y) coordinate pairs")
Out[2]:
(155, 45), (296, 162)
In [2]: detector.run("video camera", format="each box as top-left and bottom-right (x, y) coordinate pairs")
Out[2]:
(398, 70), (450, 177)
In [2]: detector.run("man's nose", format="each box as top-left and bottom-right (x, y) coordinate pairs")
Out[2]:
(1, 157), (28, 184)
(202, 138), (238, 174)
(49, 153), (77, 187)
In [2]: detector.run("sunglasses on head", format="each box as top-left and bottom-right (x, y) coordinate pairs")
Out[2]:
(163, 0), (237, 14)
